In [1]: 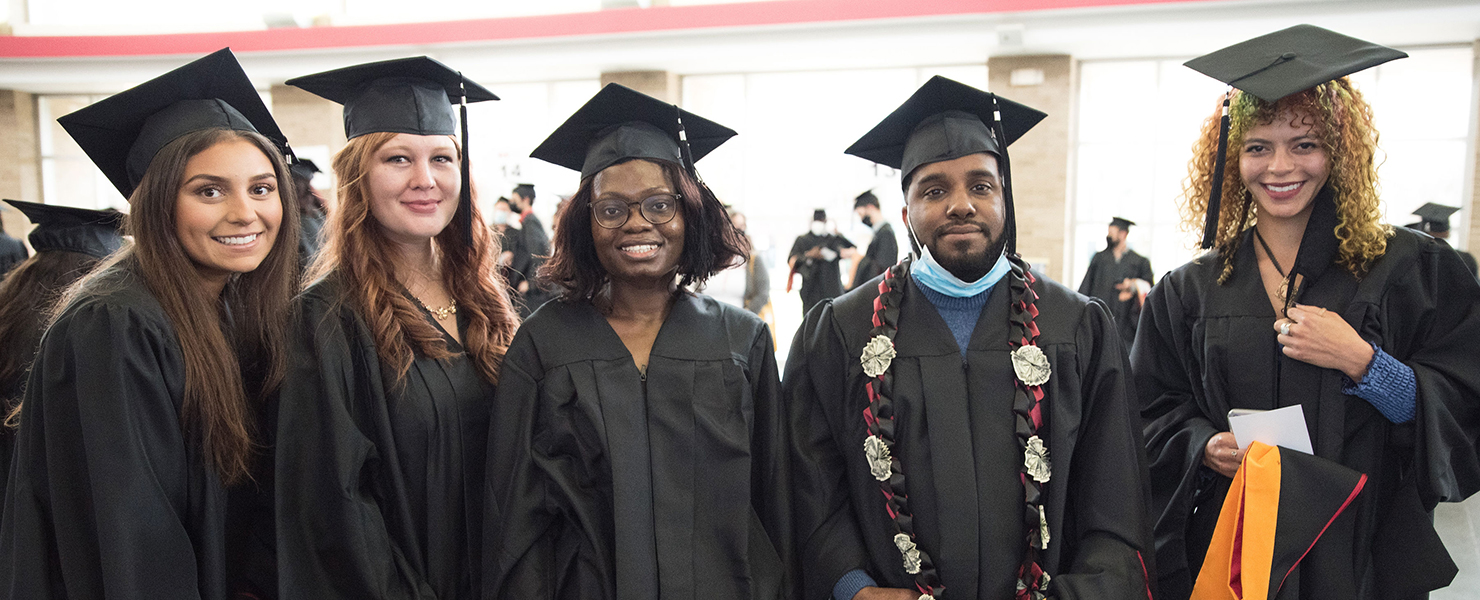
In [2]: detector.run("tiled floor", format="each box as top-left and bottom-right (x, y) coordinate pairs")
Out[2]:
(1433, 495), (1480, 598)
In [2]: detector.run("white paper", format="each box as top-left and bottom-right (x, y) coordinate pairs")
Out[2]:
(1228, 405), (1313, 455)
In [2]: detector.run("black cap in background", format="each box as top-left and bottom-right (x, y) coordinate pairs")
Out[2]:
(854, 190), (880, 208)
(290, 157), (321, 181)
(530, 83), (736, 180)
(56, 48), (288, 200)
(1110, 217), (1136, 229)
(3, 199), (125, 259)
(286, 56), (498, 139)
(1410, 203), (1460, 233)
(1185, 24), (1407, 102)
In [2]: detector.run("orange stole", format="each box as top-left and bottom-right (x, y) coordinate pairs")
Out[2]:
(1192, 442), (1281, 600)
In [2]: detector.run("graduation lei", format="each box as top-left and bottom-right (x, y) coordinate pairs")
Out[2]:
(860, 255), (1053, 600)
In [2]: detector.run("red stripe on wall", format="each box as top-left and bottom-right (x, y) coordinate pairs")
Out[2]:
(0, 0), (1214, 58)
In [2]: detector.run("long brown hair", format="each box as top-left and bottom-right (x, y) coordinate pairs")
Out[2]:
(1182, 78), (1389, 282)
(307, 131), (518, 386)
(0, 251), (103, 410)
(539, 158), (750, 302)
(33, 128), (299, 485)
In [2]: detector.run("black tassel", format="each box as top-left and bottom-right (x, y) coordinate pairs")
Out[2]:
(674, 105), (699, 181)
(457, 74), (474, 247)
(1201, 89), (1232, 249)
(989, 95), (1018, 255)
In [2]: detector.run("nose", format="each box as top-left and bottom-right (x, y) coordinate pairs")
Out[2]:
(1268, 147), (1295, 174)
(620, 205), (653, 232)
(945, 188), (977, 219)
(409, 158), (437, 190)
(222, 191), (258, 225)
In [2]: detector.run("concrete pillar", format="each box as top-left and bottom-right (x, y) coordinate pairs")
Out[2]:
(600, 71), (680, 104)
(1466, 40), (1480, 252)
(270, 84), (346, 207)
(0, 90), (41, 239)
(988, 55), (1074, 283)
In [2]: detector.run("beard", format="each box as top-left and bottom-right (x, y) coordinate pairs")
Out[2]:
(861, 215), (874, 227)
(930, 221), (1006, 282)
(1105, 235), (1115, 250)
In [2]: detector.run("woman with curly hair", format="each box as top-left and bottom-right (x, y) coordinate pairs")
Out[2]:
(1135, 26), (1480, 600)
(483, 84), (794, 599)
(273, 58), (519, 598)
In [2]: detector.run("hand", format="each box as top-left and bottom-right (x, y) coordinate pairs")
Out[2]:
(1202, 431), (1242, 478)
(1115, 278), (1151, 303)
(805, 246), (825, 260)
(852, 587), (923, 600)
(1273, 304), (1374, 380)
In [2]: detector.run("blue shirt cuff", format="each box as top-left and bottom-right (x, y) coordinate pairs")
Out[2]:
(833, 569), (877, 600)
(1341, 342), (1417, 424)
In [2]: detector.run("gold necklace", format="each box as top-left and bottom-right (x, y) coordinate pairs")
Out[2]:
(421, 299), (457, 320)
(1253, 227), (1293, 307)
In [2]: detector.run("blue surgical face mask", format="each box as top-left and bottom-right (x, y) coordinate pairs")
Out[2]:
(908, 222), (1011, 298)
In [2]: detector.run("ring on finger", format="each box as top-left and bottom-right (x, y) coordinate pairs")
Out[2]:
(1279, 321), (1292, 336)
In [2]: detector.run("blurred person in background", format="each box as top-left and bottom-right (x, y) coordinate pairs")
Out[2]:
(788, 208), (854, 317)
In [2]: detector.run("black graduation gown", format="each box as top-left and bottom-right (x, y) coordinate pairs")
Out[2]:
(1135, 227), (1480, 600)
(788, 233), (855, 315)
(786, 271), (1155, 600)
(519, 213), (555, 318)
(0, 268), (236, 599)
(1077, 248), (1154, 357)
(275, 275), (495, 599)
(484, 294), (795, 600)
(850, 223), (899, 291)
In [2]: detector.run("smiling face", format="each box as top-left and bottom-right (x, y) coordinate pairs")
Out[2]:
(902, 152), (1006, 282)
(366, 133), (460, 246)
(1240, 109), (1331, 224)
(589, 159), (685, 285)
(174, 138), (282, 291)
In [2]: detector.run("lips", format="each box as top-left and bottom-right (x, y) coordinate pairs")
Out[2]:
(214, 233), (261, 246)
(619, 241), (662, 258)
(403, 199), (442, 213)
(1260, 181), (1306, 201)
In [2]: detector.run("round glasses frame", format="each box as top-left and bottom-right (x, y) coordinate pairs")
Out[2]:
(590, 193), (682, 229)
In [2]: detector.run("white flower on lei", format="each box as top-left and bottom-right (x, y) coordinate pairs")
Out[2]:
(861, 335), (897, 378)
(864, 435), (892, 482)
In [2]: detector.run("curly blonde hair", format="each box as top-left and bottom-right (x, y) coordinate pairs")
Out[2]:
(1180, 77), (1390, 283)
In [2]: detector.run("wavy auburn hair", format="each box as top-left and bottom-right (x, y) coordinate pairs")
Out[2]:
(1181, 77), (1389, 283)
(18, 129), (300, 485)
(538, 158), (750, 303)
(307, 131), (518, 387)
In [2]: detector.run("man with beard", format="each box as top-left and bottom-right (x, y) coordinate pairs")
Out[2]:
(509, 183), (554, 316)
(848, 190), (899, 291)
(785, 76), (1154, 600)
(789, 209), (855, 316)
(1077, 217), (1153, 356)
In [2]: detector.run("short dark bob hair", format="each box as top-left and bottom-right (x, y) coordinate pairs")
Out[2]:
(538, 158), (749, 303)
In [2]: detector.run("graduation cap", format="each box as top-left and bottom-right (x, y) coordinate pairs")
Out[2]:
(812, 209), (827, 222)
(288, 56), (499, 244)
(56, 48), (289, 200)
(845, 75), (1047, 254)
(1192, 442), (1368, 600)
(530, 83), (736, 180)
(1109, 217), (1136, 229)
(1408, 203), (1459, 234)
(854, 190), (880, 208)
(1184, 25), (1407, 247)
(289, 157), (320, 182)
(3, 199), (125, 259)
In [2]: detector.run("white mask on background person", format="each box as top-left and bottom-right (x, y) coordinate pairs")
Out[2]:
(810, 221), (827, 236)
(492, 210), (510, 225)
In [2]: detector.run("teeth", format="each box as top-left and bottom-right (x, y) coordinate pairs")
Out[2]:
(215, 233), (259, 246)
(623, 244), (658, 254)
(1267, 183), (1300, 193)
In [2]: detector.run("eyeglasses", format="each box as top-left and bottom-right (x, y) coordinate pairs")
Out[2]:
(590, 193), (681, 229)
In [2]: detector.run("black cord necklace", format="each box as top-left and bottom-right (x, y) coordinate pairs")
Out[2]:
(1252, 227), (1294, 309)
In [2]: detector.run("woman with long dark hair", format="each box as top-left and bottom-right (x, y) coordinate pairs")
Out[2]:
(273, 58), (519, 598)
(0, 49), (300, 599)
(483, 84), (795, 599)
(1136, 26), (1480, 599)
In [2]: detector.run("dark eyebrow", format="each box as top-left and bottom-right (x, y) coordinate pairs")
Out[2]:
(182, 174), (228, 186)
(595, 187), (673, 201)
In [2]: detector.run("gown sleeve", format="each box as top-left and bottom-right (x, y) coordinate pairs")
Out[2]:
(0, 298), (204, 599)
(274, 294), (435, 599)
(745, 321), (799, 598)
(483, 332), (612, 600)
(1129, 270), (1220, 592)
(1051, 300), (1156, 600)
(783, 302), (871, 600)
(1077, 257), (1097, 296)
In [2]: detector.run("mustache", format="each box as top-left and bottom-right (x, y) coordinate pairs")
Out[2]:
(931, 219), (992, 238)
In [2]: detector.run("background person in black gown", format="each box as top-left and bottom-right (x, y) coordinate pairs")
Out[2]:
(786, 75), (1154, 600)
(847, 190), (898, 291)
(788, 208), (854, 316)
(275, 57), (520, 599)
(1077, 217), (1153, 356)
(1136, 26), (1480, 600)
(485, 83), (796, 600)
(1404, 202), (1478, 278)
(0, 223), (25, 278)
(509, 182), (554, 316)
(0, 49), (300, 600)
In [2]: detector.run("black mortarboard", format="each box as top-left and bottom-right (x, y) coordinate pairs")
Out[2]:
(812, 209), (827, 222)
(290, 158), (320, 181)
(854, 190), (880, 208)
(57, 48), (288, 200)
(1185, 25), (1405, 247)
(1110, 217), (1136, 229)
(3, 200), (125, 259)
(286, 57), (498, 139)
(530, 83), (736, 180)
(1410, 203), (1459, 233)
(846, 76), (1046, 254)
(288, 57), (498, 244)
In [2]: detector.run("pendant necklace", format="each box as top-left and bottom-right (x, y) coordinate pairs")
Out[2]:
(421, 298), (457, 320)
(1253, 227), (1293, 308)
